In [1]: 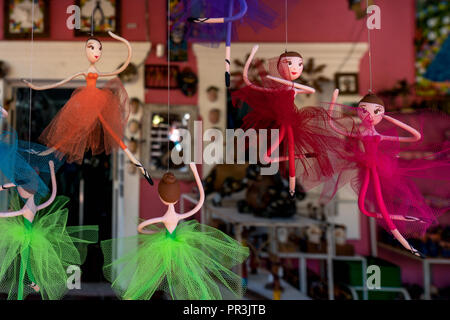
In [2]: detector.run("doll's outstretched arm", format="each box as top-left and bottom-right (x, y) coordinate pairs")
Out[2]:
(243, 45), (275, 92)
(37, 161), (56, 211)
(22, 72), (86, 91)
(328, 89), (355, 138)
(381, 115), (421, 143)
(265, 75), (316, 94)
(1, 106), (8, 118)
(137, 216), (165, 234)
(0, 183), (16, 192)
(189, 0), (248, 23)
(178, 163), (205, 220)
(0, 207), (26, 218)
(99, 31), (132, 77)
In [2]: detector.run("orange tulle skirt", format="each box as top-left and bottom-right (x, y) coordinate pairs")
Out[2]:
(39, 78), (129, 164)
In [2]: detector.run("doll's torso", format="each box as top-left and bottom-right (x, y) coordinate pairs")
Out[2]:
(22, 197), (37, 223)
(161, 204), (179, 234)
(86, 73), (99, 88)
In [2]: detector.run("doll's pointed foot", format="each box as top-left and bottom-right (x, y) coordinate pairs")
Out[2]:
(188, 17), (208, 23)
(289, 190), (295, 198)
(289, 177), (296, 196)
(225, 72), (231, 88)
(139, 167), (154, 186)
(30, 283), (40, 292)
(409, 243), (426, 259)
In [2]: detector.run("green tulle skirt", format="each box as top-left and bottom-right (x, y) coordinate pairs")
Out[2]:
(101, 220), (249, 300)
(0, 194), (98, 300)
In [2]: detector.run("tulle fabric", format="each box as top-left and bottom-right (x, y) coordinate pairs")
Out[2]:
(321, 103), (450, 238)
(0, 131), (63, 203)
(232, 83), (351, 189)
(101, 220), (249, 300)
(39, 74), (129, 164)
(0, 194), (98, 300)
(176, 0), (278, 45)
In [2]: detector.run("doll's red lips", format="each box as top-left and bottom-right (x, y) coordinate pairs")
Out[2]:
(95, 56), (99, 58)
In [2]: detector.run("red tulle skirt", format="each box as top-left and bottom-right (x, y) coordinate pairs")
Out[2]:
(232, 86), (348, 187)
(39, 78), (129, 164)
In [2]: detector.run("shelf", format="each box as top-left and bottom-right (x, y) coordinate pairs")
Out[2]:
(247, 269), (311, 300)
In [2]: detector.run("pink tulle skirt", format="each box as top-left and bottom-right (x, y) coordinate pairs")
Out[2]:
(322, 134), (450, 238)
(39, 78), (129, 164)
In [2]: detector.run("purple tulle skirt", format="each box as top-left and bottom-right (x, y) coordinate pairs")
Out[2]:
(172, 0), (278, 45)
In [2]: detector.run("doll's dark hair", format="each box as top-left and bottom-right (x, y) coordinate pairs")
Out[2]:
(359, 93), (384, 107)
(86, 37), (102, 48)
(158, 172), (181, 203)
(277, 51), (303, 68)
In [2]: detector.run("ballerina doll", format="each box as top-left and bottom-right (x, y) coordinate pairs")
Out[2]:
(181, 0), (277, 87)
(22, 31), (153, 186)
(0, 157), (98, 300)
(232, 45), (348, 196)
(326, 89), (450, 257)
(101, 163), (249, 300)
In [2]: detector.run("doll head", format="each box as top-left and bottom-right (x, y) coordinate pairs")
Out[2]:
(277, 51), (303, 81)
(357, 93), (385, 126)
(85, 37), (103, 64)
(17, 186), (33, 200)
(158, 172), (181, 205)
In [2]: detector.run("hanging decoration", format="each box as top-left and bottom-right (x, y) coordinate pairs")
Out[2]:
(0, 132), (98, 300)
(179, 0), (278, 87)
(317, 1), (450, 258)
(101, 163), (249, 300)
(22, 31), (154, 186)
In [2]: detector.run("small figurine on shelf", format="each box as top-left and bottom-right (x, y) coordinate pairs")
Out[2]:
(265, 253), (284, 300)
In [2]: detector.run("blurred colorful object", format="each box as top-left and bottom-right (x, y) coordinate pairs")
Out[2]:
(4, 0), (49, 39)
(415, 0), (450, 96)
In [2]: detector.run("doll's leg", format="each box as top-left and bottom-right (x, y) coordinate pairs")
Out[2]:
(264, 126), (286, 162)
(225, 1), (233, 87)
(358, 171), (418, 221)
(358, 168), (377, 218)
(287, 126), (296, 196)
(98, 114), (153, 186)
(371, 167), (425, 258)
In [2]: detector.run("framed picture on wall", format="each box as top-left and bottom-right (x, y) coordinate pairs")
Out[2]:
(141, 104), (198, 180)
(335, 72), (359, 95)
(4, 0), (50, 39)
(75, 0), (121, 37)
(145, 64), (180, 89)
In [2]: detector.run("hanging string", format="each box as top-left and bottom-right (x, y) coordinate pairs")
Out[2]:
(366, 0), (373, 93)
(27, 0), (36, 162)
(167, 0), (170, 172)
(90, 5), (95, 36)
(284, 0), (288, 52)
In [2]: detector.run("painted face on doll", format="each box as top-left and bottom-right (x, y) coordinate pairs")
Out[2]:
(358, 102), (385, 126)
(278, 56), (303, 81)
(85, 39), (102, 64)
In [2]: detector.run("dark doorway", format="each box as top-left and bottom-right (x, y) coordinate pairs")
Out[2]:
(14, 87), (113, 284)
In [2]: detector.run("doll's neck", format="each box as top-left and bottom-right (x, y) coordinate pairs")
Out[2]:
(163, 203), (178, 234)
(87, 64), (98, 74)
(360, 123), (379, 137)
(23, 197), (37, 223)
